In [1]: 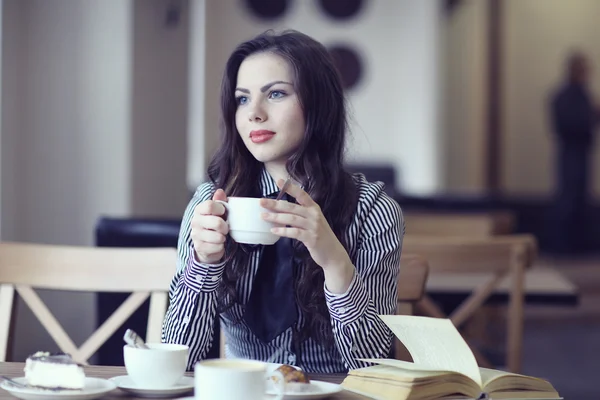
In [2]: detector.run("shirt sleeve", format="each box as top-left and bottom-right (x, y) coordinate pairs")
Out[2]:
(324, 187), (404, 370)
(161, 182), (225, 370)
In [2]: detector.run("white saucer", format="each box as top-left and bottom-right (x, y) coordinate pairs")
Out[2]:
(262, 364), (341, 399)
(0, 377), (116, 400)
(109, 375), (194, 398)
(179, 380), (342, 400)
(266, 380), (342, 399)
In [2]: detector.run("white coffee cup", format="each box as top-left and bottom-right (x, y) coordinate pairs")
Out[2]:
(123, 343), (188, 389)
(194, 359), (285, 400)
(217, 197), (281, 245)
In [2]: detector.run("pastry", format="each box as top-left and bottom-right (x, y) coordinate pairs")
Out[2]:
(24, 352), (85, 390)
(274, 364), (310, 384)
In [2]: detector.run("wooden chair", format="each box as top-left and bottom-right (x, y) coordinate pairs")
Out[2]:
(403, 211), (515, 236)
(394, 253), (429, 361)
(404, 210), (515, 362)
(218, 253), (430, 359)
(396, 253), (429, 315)
(402, 234), (536, 373)
(0, 242), (176, 364)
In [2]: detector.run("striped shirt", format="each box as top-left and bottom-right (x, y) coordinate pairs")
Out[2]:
(162, 169), (404, 373)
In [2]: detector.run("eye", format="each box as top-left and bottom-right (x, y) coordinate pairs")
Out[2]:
(268, 90), (286, 100)
(236, 96), (249, 105)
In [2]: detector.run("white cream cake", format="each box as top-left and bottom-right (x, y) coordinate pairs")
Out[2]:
(24, 352), (85, 390)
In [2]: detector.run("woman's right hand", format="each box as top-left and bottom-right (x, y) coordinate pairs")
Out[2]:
(191, 189), (229, 264)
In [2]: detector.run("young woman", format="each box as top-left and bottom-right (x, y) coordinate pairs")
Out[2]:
(162, 30), (404, 374)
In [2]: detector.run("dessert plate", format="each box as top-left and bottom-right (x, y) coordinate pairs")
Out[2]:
(178, 379), (342, 400)
(263, 363), (341, 399)
(109, 375), (194, 398)
(265, 380), (342, 399)
(0, 377), (116, 400)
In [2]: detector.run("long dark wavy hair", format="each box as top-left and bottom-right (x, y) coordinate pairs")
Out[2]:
(207, 30), (358, 349)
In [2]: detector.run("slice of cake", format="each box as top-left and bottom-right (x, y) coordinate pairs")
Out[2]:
(24, 352), (85, 390)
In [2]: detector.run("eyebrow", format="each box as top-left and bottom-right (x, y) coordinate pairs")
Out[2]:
(235, 80), (293, 94)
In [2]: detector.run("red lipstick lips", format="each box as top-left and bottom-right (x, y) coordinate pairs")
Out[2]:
(249, 130), (276, 143)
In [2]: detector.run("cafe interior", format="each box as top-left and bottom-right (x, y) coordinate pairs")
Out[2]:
(0, 0), (598, 399)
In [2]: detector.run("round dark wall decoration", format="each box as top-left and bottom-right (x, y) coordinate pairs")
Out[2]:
(328, 45), (364, 90)
(318, 0), (365, 20)
(445, 0), (463, 15)
(244, 0), (289, 20)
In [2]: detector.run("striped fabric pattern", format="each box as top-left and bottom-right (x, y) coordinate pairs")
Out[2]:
(162, 169), (404, 373)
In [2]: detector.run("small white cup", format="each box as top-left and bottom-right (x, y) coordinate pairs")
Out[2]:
(217, 197), (281, 245)
(194, 359), (285, 400)
(123, 343), (188, 389)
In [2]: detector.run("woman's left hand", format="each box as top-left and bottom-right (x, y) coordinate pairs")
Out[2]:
(260, 179), (351, 272)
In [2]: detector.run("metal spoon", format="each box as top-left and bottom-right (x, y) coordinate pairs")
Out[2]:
(123, 329), (149, 349)
(275, 177), (292, 201)
(0, 376), (29, 389)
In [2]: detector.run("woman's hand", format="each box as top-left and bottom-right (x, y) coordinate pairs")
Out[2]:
(260, 180), (355, 293)
(191, 189), (229, 264)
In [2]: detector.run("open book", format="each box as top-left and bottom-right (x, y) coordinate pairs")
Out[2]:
(342, 315), (561, 400)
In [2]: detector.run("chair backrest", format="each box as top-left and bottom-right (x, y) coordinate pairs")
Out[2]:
(402, 234), (536, 373)
(394, 253), (430, 361)
(403, 211), (515, 236)
(0, 242), (176, 364)
(403, 234), (536, 275)
(397, 253), (429, 312)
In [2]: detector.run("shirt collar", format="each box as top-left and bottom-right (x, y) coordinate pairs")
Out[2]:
(259, 168), (280, 197)
(259, 167), (308, 197)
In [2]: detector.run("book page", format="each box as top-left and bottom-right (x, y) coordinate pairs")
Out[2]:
(479, 368), (558, 394)
(480, 367), (519, 387)
(351, 364), (447, 381)
(377, 315), (482, 387)
(359, 357), (459, 373)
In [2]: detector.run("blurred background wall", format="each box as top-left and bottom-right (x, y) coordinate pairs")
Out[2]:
(501, 0), (600, 198)
(1, 0), (189, 361)
(442, 0), (488, 194)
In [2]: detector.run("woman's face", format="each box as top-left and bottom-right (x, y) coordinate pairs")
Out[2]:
(235, 52), (306, 168)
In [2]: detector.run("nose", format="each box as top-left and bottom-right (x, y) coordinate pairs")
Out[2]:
(247, 102), (267, 122)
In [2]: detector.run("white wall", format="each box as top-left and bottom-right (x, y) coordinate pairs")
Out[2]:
(131, 0), (190, 217)
(17, 0), (132, 244)
(2, 0), (133, 361)
(0, 0), (3, 235)
(501, 0), (600, 197)
(1, 0), (189, 361)
(1, 0), (22, 242)
(187, 0), (207, 185)
(442, 0), (488, 194)
(188, 0), (443, 196)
